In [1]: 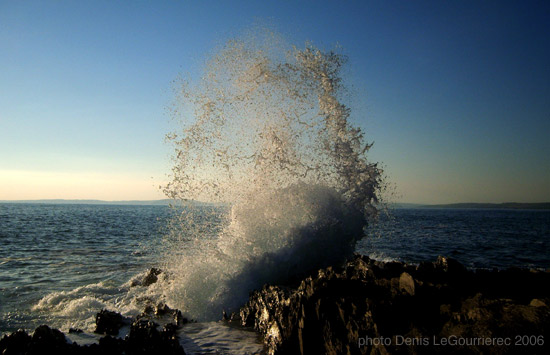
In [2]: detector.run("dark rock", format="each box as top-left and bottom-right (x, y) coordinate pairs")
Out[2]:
(162, 323), (179, 338)
(234, 255), (550, 355)
(130, 267), (164, 288)
(229, 312), (242, 323)
(95, 309), (127, 336)
(69, 328), (83, 334)
(1, 326), (82, 355)
(0, 329), (32, 354)
(155, 302), (171, 315)
(434, 255), (467, 274)
(97, 335), (125, 354)
(0, 312), (187, 354)
(31, 325), (70, 353)
(142, 268), (163, 287)
(137, 302), (187, 327)
(126, 319), (185, 354)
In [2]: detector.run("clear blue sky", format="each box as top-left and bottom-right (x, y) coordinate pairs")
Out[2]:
(1, 0), (549, 203)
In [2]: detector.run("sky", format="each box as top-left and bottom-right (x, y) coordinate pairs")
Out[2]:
(0, 1), (549, 204)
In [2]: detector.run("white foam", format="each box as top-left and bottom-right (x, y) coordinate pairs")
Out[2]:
(31, 279), (151, 332)
(162, 28), (383, 320)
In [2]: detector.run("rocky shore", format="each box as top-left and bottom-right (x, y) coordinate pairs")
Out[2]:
(0, 303), (186, 355)
(0, 268), (188, 355)
(230, 255), (550, 354)
(2, 256), (549, 354)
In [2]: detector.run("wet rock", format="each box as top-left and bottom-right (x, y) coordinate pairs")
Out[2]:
(234, 255), (550, 355)
(162, 323), (179, 338)
(398, 271), (415, 296)
(97, 335), (125, 354)
(1, 310), (187, 354)
(531, 298), (547, 308)
(130, 267), (164, 288)
(95, 309), (127, 336)
(126, 319), (185, 355)
(0, 329), (32, 354)
(142, 267), (163, 287)
(31, 325), (71, 353)
(434, 255), (467, 274)
(137, 302), (187, 327)
(1, 326), (83, 354)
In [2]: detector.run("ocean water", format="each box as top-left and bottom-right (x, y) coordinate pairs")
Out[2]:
(1, 203), (549, 351)
(0, 204), (168, 331)
(0, 203), (266, 354)
(358, 208), (550, 269)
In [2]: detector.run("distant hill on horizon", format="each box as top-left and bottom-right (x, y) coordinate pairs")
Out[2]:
(416, 202), (550, 210)
(0, 199), (176, 206)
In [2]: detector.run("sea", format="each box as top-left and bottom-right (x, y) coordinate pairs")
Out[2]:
(0, 203), (548, 353)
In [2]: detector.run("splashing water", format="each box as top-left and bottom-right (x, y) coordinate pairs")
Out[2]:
(162, 30), (383, 320)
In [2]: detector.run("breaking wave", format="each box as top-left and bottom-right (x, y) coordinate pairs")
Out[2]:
(161, 28), (383, 320)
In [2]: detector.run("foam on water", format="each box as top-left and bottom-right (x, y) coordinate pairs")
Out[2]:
(28, 268), (176, 333)
(161, 29), (382, 320)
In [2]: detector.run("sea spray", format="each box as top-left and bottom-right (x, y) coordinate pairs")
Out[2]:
(162, 30), (383, 320)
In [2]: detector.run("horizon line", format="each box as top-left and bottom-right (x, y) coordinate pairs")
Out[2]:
(1, 199), (549, 207)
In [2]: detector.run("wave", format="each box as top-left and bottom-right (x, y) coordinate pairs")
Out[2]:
(161, 27), (383, 320)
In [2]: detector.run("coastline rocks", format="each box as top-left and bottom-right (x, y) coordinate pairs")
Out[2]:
(0, 309), (186, 355)
(138, 303), (189, 328)
(232, 255), (550, 355)
(0, 325), (80, 354)
(130, 267), (165, 287)
(141, 267), (164, 287)
(125, 319), (184, 355)
(95, 309), (128, 336)
(32, 325), (71, 352)
(0, 329), (32, 354)
(3, 257), (549, 354)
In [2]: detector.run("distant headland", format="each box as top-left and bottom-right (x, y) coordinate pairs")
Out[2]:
(394, 202), (550, 210)
(1, 200), (549, 210)
(0, 199), (175, 206)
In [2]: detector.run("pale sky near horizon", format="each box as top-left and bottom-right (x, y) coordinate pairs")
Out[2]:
(1, 1), (549, 204)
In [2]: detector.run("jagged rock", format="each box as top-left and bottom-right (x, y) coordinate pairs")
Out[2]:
(31, 325), (72, 353)
(126, 319), (185, 354)
(0, 325), (80, 355)
(95, 309), (127, 336)
(97, 335), (125, 354)
(398, 271), (415, 296)
(130, 267), (164, 288)
(531, 298), (547, 308)
(142, 268), (163, 287)
(233, 255), (550, 355)
(163, 323), (179, 338)
(1, 312), (186, 354)
(0, 329), (32, 354)
(137, 303), (188, 327)
(434, 255), (467, 274)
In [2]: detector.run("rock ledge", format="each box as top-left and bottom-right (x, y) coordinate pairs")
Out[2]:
(231, 255), (550, 354)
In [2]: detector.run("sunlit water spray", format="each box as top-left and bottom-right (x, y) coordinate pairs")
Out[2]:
(160, 30), (383, 320)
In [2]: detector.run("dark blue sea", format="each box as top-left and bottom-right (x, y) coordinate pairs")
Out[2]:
(358, 208), (550, 270)
(1, 203), (549, 352)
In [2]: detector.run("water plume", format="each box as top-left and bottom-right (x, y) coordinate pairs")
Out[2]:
(162, 29), (383, 320)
